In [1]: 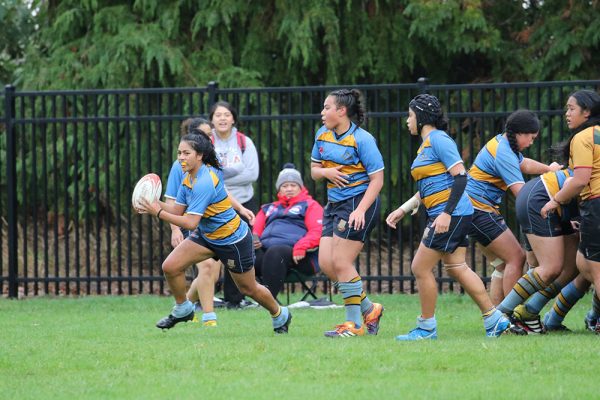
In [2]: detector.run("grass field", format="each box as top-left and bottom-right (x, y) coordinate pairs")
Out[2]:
(1, 293), (597, 399)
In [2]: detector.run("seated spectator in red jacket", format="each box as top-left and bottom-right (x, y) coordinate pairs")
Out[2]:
(253, 163), (324, 299)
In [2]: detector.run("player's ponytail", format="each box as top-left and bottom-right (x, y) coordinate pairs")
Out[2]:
(329, 88), (367, 126)
(181, 133), (222, 170)
(504, 109), (539, 156)
(505, 128), (520, 156)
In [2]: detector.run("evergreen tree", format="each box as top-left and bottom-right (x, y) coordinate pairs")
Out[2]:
(7, 0), (600, 88)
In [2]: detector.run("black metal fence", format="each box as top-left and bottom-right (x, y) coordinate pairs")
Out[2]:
(2, 79), (599, 298)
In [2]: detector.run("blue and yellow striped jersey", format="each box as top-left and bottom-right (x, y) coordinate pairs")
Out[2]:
(541, 167), (573, 198)
(311, 122), (384, 202)
(466, 134), (524, 213)
(175, 164), (248, 245)
(165, 160), (184, 199)
(411, 130), (473, 217)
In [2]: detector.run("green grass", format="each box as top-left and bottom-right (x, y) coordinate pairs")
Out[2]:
(1, 293), (597, 399)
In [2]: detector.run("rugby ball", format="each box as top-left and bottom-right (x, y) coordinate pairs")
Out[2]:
(132, 173), (162, 211)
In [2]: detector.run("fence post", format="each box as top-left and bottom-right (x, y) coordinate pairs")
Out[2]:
(417, 77), (429, 94)
(207, 81), (219, 109)
(4, 85), (18, 298)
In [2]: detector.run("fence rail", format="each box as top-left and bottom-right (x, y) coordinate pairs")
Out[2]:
(2, 78), (599, 297)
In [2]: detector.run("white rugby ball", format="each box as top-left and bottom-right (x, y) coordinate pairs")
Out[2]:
(132, 173), (162, 212)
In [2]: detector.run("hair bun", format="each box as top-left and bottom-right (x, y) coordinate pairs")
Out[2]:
(282, 162), (296, 169)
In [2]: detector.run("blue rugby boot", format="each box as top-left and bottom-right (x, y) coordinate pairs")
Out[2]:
(395, 327), (437, 341)
(486, 314), (512, 337)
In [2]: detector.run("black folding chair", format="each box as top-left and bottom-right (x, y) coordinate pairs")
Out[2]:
(283, 268), (332, 305)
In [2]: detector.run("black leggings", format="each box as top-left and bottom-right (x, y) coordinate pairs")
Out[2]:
(254, 245), (315, 299)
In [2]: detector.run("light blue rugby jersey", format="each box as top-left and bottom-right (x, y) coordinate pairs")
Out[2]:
(165, 160), (184, 199)
(411, 129), (473, 217)
(175, 164), (247, 245)
(310, 122), (384, 203)
(466, 134), (524, 213)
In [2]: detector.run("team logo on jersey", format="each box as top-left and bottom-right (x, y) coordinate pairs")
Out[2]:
(342, 150), (353, 161)
(288, 205), (302, 215)
(319, 146), (324, 154)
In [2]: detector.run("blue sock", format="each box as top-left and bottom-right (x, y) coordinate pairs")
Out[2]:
(483, 309), (503, 331)
(202, 312), (217, 322)
(360, 290), (373, 315)
(339, 278), (363, 327)
(417, 315), (436, 331)
(272, 306), (289, 329)
(544, 282), (585, 327)
(498, 269), (546, 314)
(525, 280), (563, 314)
(172, 300), (194, 317)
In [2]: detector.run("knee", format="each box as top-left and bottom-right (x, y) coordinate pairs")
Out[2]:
(410, 263), (431, 279)
(514, 248), (526, 265)
(505, 248), (526, 267)
(235, 280), (255, 297)
(332, 256), (351, 273)
(197, 263), (213, 278)
(443, 262), (469, 279)
(162, 259), (180, 277)
(544, 265), (562, 282)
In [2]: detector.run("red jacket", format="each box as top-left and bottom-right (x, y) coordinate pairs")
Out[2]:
(253, 188), (323, 258)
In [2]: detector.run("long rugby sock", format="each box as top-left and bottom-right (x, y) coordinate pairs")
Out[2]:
(498, 269), (546, 314)
(525, 280), (563, 315)
(544, 282), (586, 327)
(339, 277), (363, 327)
(360, 290), (373, 315)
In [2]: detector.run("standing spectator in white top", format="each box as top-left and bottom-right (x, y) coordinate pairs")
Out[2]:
(209, 100), (261, 308)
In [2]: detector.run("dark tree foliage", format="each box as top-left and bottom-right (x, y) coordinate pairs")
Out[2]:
(0, 0), (39, 85)
(8, 0), (600, 89)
